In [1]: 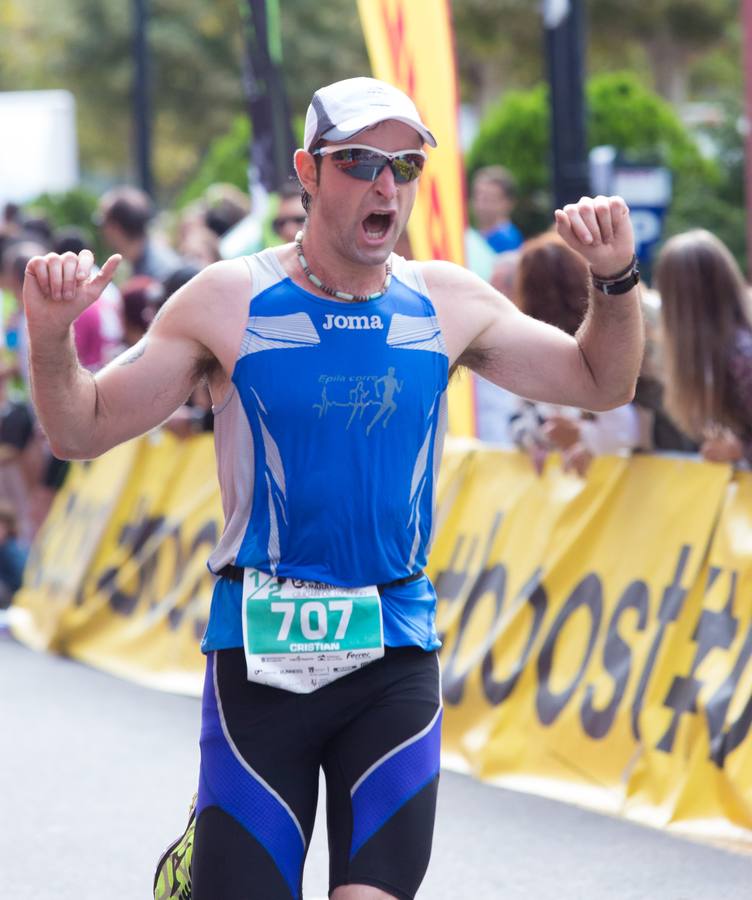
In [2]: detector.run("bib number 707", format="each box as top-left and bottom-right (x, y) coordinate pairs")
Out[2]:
(271, 599), (353, 642)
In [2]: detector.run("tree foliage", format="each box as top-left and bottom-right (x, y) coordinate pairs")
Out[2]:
(664, 100), (747, 269)
(177, 115), (252, 206)
(451, 0), (739, 111)
(466, 71), (717, 238)
(0, 0), (743, 206)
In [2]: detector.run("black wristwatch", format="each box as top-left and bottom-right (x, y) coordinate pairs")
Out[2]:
(591, 256), (641, 295)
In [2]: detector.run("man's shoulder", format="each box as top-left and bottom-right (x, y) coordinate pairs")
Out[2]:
(417, 258), (487, 298)
(184, 257), (253, 295)
(157, 259), (253, 328)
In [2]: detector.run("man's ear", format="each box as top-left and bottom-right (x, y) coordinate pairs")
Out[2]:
(294, 149), (318, 199)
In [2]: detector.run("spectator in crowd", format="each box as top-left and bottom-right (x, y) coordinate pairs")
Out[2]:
(179, 225), (221, 268)
(0, 500), (28, 608)
(96, 185), (182, 281)
(4, 240), (76, 516)
(270, 183), (307, 244)
(0, 384), (39, 545)
(120, 275), (165, 348)
(654, 229), (752, 465)
(490, 248), (521, 300)
(1, 203), (23, 239)
(163, 264), (202, 301)
(160, 263), (214, 438)
(510, 232), (641, 474)
(204, 184), (250, 239)
(473, 247), (521, 445)
(631, 286), (698, 454)
(3, 240), (48, 395)
(0, 236), (26, 393)
(19, 215), (53, 248)
(470, 165), (524, 254)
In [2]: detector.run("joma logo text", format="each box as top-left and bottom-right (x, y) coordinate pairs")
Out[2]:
(323, 314), (384, 331)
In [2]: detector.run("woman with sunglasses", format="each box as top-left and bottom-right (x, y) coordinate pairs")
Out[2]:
(23, 77), (643, 900)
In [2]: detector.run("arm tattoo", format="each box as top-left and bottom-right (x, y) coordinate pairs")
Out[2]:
(117, 339), (148, 367)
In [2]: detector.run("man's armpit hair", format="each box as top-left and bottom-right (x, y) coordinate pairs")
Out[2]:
(456, 344), (502, 376)
(192, 352), (219, 384)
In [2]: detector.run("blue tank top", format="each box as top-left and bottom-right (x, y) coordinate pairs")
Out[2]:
(202, 248), (448, 652)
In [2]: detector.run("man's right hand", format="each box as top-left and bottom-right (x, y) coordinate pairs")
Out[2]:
(23, 250), (122, 339)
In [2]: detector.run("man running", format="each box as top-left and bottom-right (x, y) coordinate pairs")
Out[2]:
(24, 77), (643, 900)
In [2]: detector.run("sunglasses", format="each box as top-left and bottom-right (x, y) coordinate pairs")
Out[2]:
(312, 144), (427, 184)
(272, 214), (306, 232)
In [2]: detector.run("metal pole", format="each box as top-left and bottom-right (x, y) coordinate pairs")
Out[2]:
(543, 0), (590, 209)
(239, 0), (296, 193)
(133, 0), (153, 196)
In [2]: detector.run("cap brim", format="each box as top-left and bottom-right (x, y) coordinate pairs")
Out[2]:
(323, 113), (437, 148)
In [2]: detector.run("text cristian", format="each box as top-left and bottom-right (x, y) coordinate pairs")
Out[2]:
(289, 642), (341, 652)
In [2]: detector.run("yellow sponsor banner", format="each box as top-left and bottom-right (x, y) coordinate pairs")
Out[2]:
(11, 436), (752, 843)
(11, 438), (139, 652)
(12, 432), (222, 694)
(428, 447), (752, 843)
(357, 0), (476, 437)
(623, 471), (752, 842)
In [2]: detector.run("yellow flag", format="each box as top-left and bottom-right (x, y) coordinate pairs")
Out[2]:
(357, 0), (476, 436)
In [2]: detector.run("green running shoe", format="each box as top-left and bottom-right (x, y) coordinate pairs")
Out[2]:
(153, 794), (196, 900)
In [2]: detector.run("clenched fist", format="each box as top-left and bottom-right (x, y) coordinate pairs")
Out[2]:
(554, 195), (635, 278)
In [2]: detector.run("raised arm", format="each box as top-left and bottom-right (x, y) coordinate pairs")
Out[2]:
(24, 249), (218, 460)
(428, 196), (644, 412)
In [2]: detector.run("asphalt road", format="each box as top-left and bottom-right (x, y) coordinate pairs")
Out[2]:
(1, 627), (750, 900)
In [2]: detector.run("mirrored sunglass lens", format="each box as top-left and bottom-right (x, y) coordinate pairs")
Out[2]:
(330, 149), (385, 180)
(391, 154), (424, 183)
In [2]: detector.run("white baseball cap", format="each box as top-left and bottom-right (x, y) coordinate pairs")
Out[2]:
(303, 77), (437, 151)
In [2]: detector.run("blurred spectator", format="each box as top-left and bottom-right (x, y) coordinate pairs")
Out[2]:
(3, 240), (48, 395)
(489, 249), (521, 300)
(631, 288), (698, 454)
(174, 201), (219, 268)
(271, 184), (307, 244)
(120, 275), (165, 348)
(4, 240), (74, 523)
(204, 184), (250, 238)
(163, 264), (202, 301)
(473, 249), (520, 446)
(53, 228), (123, 371)
(1, 204), (22, 238)
(510, 233), (641, 475)
(96, 185), (182, 281)
(19, 215), (53, 247)
(654, 229), (752, 465)
(179, 225), (221, 268)
(0, 236), (23, 390)
(0, 500), (28, 607)
(0, 390), (40, 529)
(160, 264), (213, 440)
(470, 166), (523, 254)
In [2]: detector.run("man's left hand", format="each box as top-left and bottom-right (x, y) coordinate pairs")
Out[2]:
(554, 195), (635, 277)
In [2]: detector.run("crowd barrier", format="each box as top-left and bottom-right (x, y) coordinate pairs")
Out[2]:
(10, 432), (752, 845)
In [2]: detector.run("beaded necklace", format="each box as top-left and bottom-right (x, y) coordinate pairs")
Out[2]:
(294, 231), (392, 302)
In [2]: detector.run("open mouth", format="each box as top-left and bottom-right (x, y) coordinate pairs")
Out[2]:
(362, 211), (395, 241)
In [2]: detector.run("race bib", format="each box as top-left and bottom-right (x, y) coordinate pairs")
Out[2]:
(242, 568), (384, 693)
